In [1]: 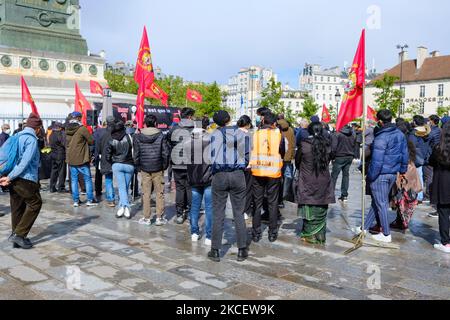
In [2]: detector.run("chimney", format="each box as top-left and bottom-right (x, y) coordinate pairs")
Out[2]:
(431, 50), (441, 58)
(399, 51), (409, 64)
(417, 46), (429, 70)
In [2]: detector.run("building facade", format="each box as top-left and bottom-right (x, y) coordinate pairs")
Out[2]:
(225, 66), (277, 119)
(299, 64), (346, 113)
(366, 47), (450, 117)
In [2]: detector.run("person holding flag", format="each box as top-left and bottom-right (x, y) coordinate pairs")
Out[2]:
(353, 109), (409, 244)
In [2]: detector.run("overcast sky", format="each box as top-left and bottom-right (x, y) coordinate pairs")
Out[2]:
(81, 0), (450, 87)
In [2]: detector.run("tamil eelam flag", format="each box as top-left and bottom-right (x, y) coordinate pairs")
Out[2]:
(186, 89), (203, 103)
(336, 29), (365, 131)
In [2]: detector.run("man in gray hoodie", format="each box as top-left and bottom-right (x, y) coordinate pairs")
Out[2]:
(167, 108), (196, 224)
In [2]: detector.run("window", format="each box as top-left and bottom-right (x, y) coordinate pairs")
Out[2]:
(316, 85), (319, 90)
(400, 86), (405, 98)
(322, 85), (325, 90)
(321, 77), (323, 82)
(420, 86), (426, 98)
(438, 84), (444, 97)
(315, 76), (317, 82)
(400, 104), (405, 115)
(327, 77), (330, 82)
(419, 102), (425, 114)
(438, 101), (444, 108)
(296, 102), (300, 108)
(329, 94), (333, 100)
(329, 86), (332, 91)
(334, 77), (337, 82)
(323, 94), (326, 100)
(316, 94), (319, 100)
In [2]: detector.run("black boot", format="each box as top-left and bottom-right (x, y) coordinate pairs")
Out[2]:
(208, 249), (220, 263)
(269, 232), (278, 243)
(237, 248), (249, 262)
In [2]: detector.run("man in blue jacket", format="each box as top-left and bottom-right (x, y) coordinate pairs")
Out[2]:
(354, 110), (408, 243)
(0, 113), (43, 249)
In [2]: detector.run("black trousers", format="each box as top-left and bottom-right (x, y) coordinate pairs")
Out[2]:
(331, 156), (354, 198)
(244, 170), (254, 216)
(211, 171), (248, 250)
(94, 164), (103, 196)
(49, 157), (66, 191)
(438, 205), (450, 246)
(423, 165), (433, 201)
(252, 176), (281, 237)
(10, 179), (42, 238)
(173, 169), (192, 214)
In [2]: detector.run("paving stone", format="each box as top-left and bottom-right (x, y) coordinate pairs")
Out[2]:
(28, 280), (89, 300)
(94, 289), (137, 300)
(7, 265), (48, 283)
(225, 283), (282, 300)
(0, 251), (23, 269)
(170, 265), (236, 289)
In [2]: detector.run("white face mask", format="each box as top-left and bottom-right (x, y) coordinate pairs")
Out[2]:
(4, 129), (11, 135)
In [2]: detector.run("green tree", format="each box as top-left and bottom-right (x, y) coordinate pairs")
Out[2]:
(259, 78), (301, 124)
(299, 94), (320, 120)
(405, 104), (421, 117)
(372, 74), (403, 117)
(437, 106), (450, 117)
(196, 82), (224, 117)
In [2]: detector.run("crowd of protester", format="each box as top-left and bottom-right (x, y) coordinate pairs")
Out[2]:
(1, 107), (450, 258)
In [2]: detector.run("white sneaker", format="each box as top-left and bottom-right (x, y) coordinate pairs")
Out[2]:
(191, 234), (200, 242)
(73, 201), (80, 208)
(371, 233), (392, 243)
(244, 213), (249, 220)
(116, 207), (125, 218)
(351, 226), (367, 236)
(155, 218), (168, 226)
(124, 207), (131, 219)
(434, 244), (450, 254)
(204, 238), (212, 246)
(139, 218), (151, 226)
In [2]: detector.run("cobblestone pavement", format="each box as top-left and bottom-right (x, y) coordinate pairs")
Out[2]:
(0, 169), (449, 300)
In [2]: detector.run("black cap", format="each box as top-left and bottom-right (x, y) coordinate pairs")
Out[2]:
(213, 110), (231, 127)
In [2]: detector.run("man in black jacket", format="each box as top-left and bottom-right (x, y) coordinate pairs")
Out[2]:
(49, 122), (67, 193)
(98, 116), (116, 207)
(167, 108), (196, 224)
(134, 115), (170, 226)
(331, 125), (357, 202)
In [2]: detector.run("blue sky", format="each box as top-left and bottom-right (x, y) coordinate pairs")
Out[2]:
(81, 0), (450, 87)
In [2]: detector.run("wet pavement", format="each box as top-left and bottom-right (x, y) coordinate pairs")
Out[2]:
(0, 168), (449, 300)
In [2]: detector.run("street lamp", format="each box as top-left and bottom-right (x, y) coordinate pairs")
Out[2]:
(397, 44), (408, 116)
(335, 89), (342, 117)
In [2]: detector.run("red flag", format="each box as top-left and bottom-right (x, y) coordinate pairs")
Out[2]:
(321, 104), (331, 123)
(90, 80), (104, 96)
(134, 26), (155, 89)
(367, 106), (377, 122)
(75, 83), (93, 127)
(336, 29), (365, 131)
(145, 82), (169, 107)
(21, 77), (39, 117)
(186, 89), (203, 103)
(135, 73), (146, 129)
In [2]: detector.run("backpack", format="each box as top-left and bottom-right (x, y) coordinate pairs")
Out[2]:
(0, 133), (33, 176)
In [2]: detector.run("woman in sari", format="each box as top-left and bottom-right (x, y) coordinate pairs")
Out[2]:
(295, 122), (335, 244)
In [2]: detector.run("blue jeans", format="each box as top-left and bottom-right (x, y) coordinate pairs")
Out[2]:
(190, 186), (213, 240)
(105, 173), (115, 202)
(112, 163), (134, 208)
(417, 166), (424, 202)
(364, 174), (397, 236)
(70, 165), (94, 202)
